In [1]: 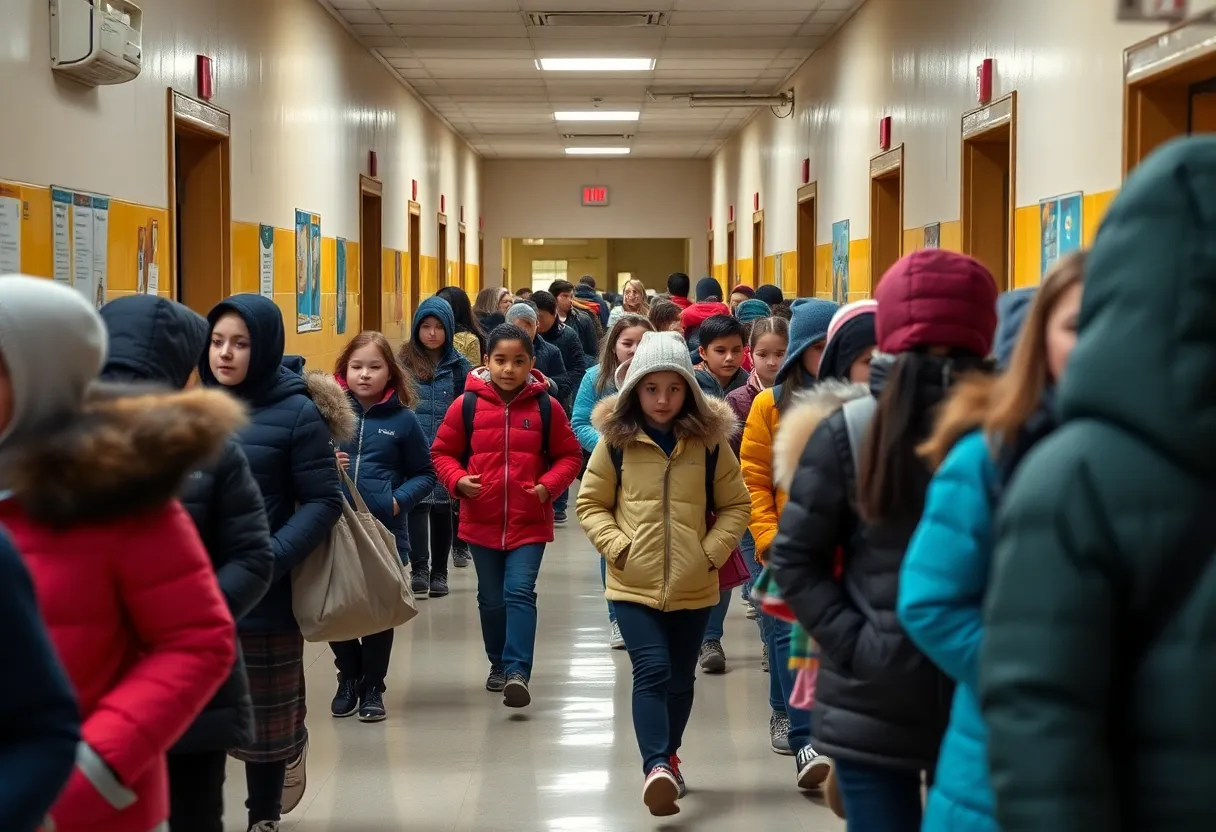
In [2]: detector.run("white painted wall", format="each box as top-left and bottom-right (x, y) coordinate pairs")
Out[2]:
(711, 0), (1216, 262)
(483, 159), (712, 286)
(0, 0), (481, 259)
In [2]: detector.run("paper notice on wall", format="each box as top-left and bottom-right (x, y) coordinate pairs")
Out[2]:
(259, 224), (275, 298)
(71, 193), (94, 301)
(147, 219), (159, 294)
(0, 186), (21, 274)
(91, 196), (109, 308)
(51, 189), (72, 285)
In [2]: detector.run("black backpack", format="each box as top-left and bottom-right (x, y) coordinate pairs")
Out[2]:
(459, 390), (551, 467)
(607, 443), (720, 513)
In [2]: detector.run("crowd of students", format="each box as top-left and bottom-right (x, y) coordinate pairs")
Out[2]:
(3, 136), (1216, 832)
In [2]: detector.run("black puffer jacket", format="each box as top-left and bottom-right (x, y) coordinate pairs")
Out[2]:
(98, 295), (274, 753)
(768, 367), (957, 771)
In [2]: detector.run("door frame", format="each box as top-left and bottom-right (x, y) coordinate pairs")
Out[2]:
(407, 200), (422, 320)
(796, 181), (817, 298)
(960, 92), (1017, 289)
(166, 89), (232, 304)
(457, 221), (467, 290)
(707, 229), (714, 280)
(358, 174), (383, 332)
(437, 211), (449, 288)
(726, 220), (737, 287)
(869, 144), (905, 290)
(478, 229), (485, 294)
(752, 209), (765, 286)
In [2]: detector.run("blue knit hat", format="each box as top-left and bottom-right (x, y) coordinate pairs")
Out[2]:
(734, 298), (771, 323)
(776, 297), (840, 383)
(994, 287), (1035, 369)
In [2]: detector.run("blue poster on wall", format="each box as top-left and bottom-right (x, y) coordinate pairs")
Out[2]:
(831, 219), (850, 303)
(295, 209), (322, 333)
(336, 238), (347, 335)
(1039, 191), (1083, 279)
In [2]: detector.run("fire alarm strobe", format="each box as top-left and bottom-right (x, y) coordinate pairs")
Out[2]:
(51, 0), (143, 87)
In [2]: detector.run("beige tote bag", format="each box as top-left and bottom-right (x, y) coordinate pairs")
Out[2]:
(292, 466), (418, 642)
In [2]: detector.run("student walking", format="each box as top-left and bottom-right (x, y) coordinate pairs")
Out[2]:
(399, 297), (473, 594)
(571, 313), (654, 648)
(200, 294), (348, 832)
(430, 324), (583, 708)
(576, 330), (751, 817)
(331, 332), (436, 723)
(0, 276), (237, 832)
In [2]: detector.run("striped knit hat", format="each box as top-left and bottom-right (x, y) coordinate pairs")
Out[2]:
(818, 299), (878, 382)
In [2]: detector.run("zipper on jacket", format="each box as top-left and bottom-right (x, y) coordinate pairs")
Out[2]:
(353, 409), (366, 484)
(502, 404), (510, 549)
(661, 455), (673, 611)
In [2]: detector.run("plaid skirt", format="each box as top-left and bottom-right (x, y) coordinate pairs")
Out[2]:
(229, 630), (308, 764)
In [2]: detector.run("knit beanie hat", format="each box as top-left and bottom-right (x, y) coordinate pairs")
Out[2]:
(734, 298), (771, 324)
(754, 284), (785, 307)
(505, 301), (538, 325)
(613, 330), (710, 418)
(818, 300), (878, 382)
(731, 284), (755, 298)
(776, 297), (839, 383)
(994, 287), (1036, 369)
(696, 276), (724, 302)
(875, 249), (997, 356)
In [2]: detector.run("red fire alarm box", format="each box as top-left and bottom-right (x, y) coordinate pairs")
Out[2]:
(412, 180), (418, 201)
(977, 58), (994, 104)
(197, 55), (213, 101)
(368, 150), (378, 178)
(879, 116), (892, 151)
(802, 158), (810, 184)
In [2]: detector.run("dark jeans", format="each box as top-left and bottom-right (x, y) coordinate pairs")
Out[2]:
(614, 601), (712, 773)
(168, 750), (227, 832)
(330, 628), (394, 691)
(599, 556), (616, 624)
(469, 543), (546, 678)
(408, 503), (453, 577)
(452, 501), (470, 556)
(703, 589), (731, 641)
(553, 487), (569, 513)
(245, 759), (288, 826)
(765, 615), (812, 753)
(833, 757), (924, 832)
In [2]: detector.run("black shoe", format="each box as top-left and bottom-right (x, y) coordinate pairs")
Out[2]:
(796, 744), (831, 790)
(554, 510), (568, 525)
(330, 677), (361, 718)
(485, 665), (507, 692)
(429, 573), (450, 598)
(452, 548), (470, 568)
(699, 639), (726, 673)
(358, 687), (386, 722)
(503, 671), (531, 708)
(411, 568), (430, 598)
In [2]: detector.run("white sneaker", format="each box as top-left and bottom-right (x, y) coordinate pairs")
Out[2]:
(250, 823), (280, 832)
(282, 740), (308, 814)
(610, 621), (626, 650)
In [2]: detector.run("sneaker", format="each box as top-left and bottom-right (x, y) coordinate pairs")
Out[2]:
(825, 766), (846, 819)
(503, 671), (531, 708)
(699, 639), (726, 674)
(410, 568), (430, 598)
(795, 744), (831, 791)
(429, 573), (450, 598)
(282, 740), (307, 814)
(485, 665), (507, 692)
(452, 547), (470, 568)
(642, 764), (680, 817)
(358, 687), (386, 722)
(761, 642), (770, 673)
(554, 510), (568, 525)
(609, 621), (626, 650)
(769, 712), (792, 755)
(746, 604), (758, 620)
(330, 677), (361, 718)
(249, 823), (280, 832)
(669, 754), (687, 798)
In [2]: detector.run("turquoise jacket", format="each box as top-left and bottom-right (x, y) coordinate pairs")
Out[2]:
(898, 430), (999, 832)
(571, 365), (606, 453)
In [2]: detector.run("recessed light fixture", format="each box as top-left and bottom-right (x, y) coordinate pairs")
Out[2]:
(536, 58), (656, 72)
(565, 147), (631, 155)
(553, 111), (640, 122)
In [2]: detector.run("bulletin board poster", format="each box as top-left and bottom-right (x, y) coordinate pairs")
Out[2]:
(295, 210), (322, 333)
(258, 224), (275, 299)
(336, 238), (348, 335)
(0, 184), (21, 274)
(1039, 192), (1083, 278)
(831, 219), (850, 304)
(52, 187), (110, 307)
(923, 223), (941, 250)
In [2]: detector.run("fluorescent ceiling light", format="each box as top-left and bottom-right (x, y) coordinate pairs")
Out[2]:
(536, 58), (656, 71)
(565, 147), (631, 155)
(554, 110), (642, 121)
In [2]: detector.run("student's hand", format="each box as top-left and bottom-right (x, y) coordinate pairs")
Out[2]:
(392, 498), (400, 516)
(457, 474), (482, 498)
(526, 483), (550, 504)
(335, 451), (351, 471)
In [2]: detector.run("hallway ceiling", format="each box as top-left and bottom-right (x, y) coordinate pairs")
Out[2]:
(319, 0), (864, 158)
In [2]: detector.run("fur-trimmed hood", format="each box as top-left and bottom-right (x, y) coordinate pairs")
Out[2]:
(7, 382), (246, 527)
(304, 369), (356, 444)
(772, 379), (870, 493)
(591, 392), (737, 450)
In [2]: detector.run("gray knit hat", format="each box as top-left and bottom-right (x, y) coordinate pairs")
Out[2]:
(613, 330), (709, 417)
(505, 301), (538, 324)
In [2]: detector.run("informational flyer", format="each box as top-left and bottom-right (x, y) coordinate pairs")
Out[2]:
(1040, 191), (1083, 278)
(923, 222), (941, 250)
(336, 238), (348, 335)
(136, 227), (146, 293)
(0, 185), (21, 274)
(147, 219), (159, 294)
(51, 189), (72, 285)
(71, 192), (94, 302)
(831, 219), (850, 304)
(91, 195), (109, 308)
(295, 210), (322, 333)
(259, 224), (275, 298)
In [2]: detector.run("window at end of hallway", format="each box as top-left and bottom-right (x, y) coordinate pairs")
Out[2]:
(532, 260), (568, 294)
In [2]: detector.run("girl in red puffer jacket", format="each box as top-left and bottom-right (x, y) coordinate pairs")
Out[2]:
(431, 323), (582, 710)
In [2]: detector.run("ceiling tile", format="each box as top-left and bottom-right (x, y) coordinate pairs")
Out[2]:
(337, 9), (385, 24)
(391, 24), (529, 37)
(378, 11), (521, 25)
(349, 22), (394, 36)
(665, 24), (801, 38)
(372, 0), (519, 9)
(667, 10), (810, 25)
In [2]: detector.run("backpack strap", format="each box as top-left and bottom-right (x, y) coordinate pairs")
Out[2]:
(841, 396), (876, 480)
(538, 391), (552, 460)
(704, 445), (721, 514)
(459, 391), (477, 467)
(609, 445), (624, 485)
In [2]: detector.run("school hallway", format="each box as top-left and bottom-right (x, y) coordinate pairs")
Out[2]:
(221, 508), (844, 831)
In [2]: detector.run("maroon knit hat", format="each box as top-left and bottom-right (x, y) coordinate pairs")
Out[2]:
(874, 249), (997, 356)
(731, 284), (754, 298)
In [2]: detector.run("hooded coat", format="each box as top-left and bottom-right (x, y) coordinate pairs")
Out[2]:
(199, 294), (350, 633)
(981, 137), (1216, 831)
(540, 318), (589, 409)
(98, 295), (274, 755)
(410, 296), (473, 504)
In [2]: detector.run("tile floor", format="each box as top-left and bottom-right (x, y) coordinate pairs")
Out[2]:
(221, 517), (844, 832)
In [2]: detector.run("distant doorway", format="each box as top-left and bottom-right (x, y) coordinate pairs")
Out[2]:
(869, 145), (904, 290)
(726, 222), (736, 288)
(478, 230), (485, 293)
(962, 93), (1016, 291)
(752, 210), (765, 286)
(408, 201), (421, 323)
(359, 175), (383, 332)
(437, 212), (449, 288)
(458, 223), (467, 290)
(796, 182), (817, 297)
(706, 230), (714, 280)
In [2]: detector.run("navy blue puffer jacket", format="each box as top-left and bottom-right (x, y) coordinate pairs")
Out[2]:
(409, 296), (472, 503)
(199, 294), (350, 633)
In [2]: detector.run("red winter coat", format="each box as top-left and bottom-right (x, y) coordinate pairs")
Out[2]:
(3, 384), (240, 832)
(431, 368), (583, 550)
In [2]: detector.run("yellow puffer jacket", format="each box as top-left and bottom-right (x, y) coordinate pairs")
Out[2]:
(576, 394), (752, 612)
(739, 387), (783, 560)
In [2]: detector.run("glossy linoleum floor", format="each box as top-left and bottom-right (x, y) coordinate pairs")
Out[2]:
(221, 514), (846, 832)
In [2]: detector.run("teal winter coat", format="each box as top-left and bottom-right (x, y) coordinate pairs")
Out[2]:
(572, 365), (607, 452)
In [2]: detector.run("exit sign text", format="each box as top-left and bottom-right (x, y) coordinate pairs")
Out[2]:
(582, 186), (609, 206)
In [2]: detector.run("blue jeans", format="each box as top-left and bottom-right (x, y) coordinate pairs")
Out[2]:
(599, 557), (616, 624)
(740, 530), (762, 601)
(702, 590), (731, 642)
(764, 615), (811, 753)
(614, 601), (712, 773)
(469, 543), (546, 679)
(833, 758), (923, 832)
(553, 487), (569, 513)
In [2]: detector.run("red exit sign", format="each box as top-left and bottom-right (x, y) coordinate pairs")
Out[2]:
(582, 185), (609, 206)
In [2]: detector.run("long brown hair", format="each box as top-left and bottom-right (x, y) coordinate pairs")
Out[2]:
(621, 279), (651, 315)
(336, 331), (417, 407)
(919, 252), (1086, 469)
(596, 314), (654, 395)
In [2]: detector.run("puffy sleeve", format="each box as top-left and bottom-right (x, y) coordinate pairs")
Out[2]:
(571, 369), (602, 453)
(392, 410), (438, 515)
(702, 441), (752, 568)
(211, 439), (274, 620)
(740, 392), (780, 557)
(575, 441), (630, 562)
(270, 400), (343, 580)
